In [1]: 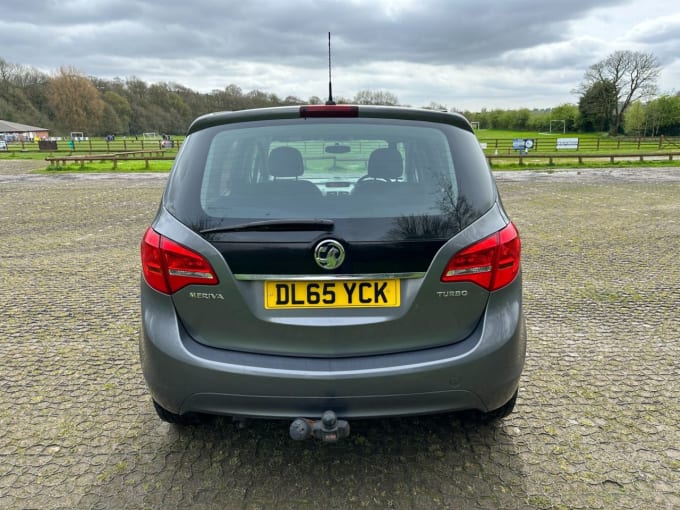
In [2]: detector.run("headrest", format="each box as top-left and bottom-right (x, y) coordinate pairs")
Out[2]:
(269, 147), (304, 178)
(367, 148), (403, 180)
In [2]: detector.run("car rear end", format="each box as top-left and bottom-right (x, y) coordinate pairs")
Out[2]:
(140, 105), (525, 424)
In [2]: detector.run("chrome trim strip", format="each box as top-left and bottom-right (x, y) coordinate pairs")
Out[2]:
(233, 272), (426, 281)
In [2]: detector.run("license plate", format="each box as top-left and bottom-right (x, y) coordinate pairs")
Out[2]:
(264, 279), (400, 309)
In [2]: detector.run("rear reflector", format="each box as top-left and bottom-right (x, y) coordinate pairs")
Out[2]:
(300, 105), (359, 118)
(141, 228), (218, 294)
(441, 223), (521, 291)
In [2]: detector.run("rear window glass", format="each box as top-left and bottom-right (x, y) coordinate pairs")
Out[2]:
(165, 117), (494, 232)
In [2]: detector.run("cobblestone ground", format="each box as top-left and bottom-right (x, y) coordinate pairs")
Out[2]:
(1, 161), (679, 509)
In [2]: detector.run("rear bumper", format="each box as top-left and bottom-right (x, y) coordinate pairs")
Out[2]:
(140, 278), (526, 419)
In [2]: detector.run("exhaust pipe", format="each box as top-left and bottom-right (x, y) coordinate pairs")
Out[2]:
(289, 410), (350, 442)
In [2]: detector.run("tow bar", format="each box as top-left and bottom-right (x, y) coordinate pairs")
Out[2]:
(289, 410), (350, 442)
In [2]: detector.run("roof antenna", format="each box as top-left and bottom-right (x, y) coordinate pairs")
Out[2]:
(326, 32), (336, 105)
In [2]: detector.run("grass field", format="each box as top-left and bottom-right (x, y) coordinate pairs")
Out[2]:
(476, 129), (680, 154)
(35, 161), (174, 173)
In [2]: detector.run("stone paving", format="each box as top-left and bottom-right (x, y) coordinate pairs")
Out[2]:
(1, 160), (679, 509)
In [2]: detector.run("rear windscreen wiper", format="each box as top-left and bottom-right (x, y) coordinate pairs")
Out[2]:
(200, 219), (335, 234)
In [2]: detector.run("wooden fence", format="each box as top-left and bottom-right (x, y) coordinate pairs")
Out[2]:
(486, 152), (680, 166)
(478, 135), (680, 154)
(3, 138), (182, 154)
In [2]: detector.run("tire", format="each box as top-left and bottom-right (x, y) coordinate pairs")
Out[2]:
(480, 389), (518, 422)
(152, 399), (207, 426)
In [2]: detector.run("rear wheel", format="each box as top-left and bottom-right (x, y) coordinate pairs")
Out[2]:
(152, 399), (207, 425)
(480, 389), (518, 422)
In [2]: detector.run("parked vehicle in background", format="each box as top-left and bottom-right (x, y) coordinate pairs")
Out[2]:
(140, 104), (526, 441)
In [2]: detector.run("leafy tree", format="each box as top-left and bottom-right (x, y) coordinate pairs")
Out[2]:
(508, 108), (531, 130)
(645, 95), (680, 136)
(623, 101), (646, 136)
(550, 104), (580, 132)
(0, 59), (50, 127)
(98, 103), (125, 135)
(103, 91), (132, 132)
(578, 50), (661, 135)
(578, 80), (617, 132)
(527, 110), (551, 131)
(46, 67), (105, 135)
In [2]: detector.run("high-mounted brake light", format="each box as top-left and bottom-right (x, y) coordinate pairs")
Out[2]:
(300, 105), (359, 118)
(141, 228), (219, 294)
(441, 223), (521, 291)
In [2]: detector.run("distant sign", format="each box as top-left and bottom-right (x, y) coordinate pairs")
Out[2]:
(479, 142), (487, 149)
(38, 140), (58, 151)
(513, 138), (535, 151)
(0, 140), (7, 151)
(556, 137), (579, 150)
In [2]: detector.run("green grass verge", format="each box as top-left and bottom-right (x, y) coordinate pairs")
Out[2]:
(37, 160), (173, 173)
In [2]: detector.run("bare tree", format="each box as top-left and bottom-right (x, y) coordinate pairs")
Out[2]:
(353, 90), (399, 106)
(579, 50), (661, 135)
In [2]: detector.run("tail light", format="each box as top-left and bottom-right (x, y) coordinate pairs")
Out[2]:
(300, 105), (359, 117)
(441, 223), (520, 291)
(141, 228), (218, 294)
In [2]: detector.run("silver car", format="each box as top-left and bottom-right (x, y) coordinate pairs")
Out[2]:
(140, 104), (525, 441)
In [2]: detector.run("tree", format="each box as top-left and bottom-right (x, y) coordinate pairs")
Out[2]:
(0, 59), (50, 127)
(353, 90), (399, 106)
(645, 95), (680, 136)
(578, 50), (661, 135)
(102, 91), (131, 132)
(550, 104), (580, 132)
(423, 101), (449, 111)
(46, 67), (105, 134)
(578, 80), (617, 132)
(623, 101), (646, 136)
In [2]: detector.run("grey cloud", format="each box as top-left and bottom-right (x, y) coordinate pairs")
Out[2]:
(2, 0), (678, 110)
(5, 0), (627, 66)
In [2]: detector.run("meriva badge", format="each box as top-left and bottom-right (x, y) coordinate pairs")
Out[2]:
(314, 239), (345, 270)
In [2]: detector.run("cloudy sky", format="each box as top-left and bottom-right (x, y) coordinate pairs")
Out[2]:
(2, 0), (679, 111)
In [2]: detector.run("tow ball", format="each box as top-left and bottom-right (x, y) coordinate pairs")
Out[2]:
(289, 410), (350, 442)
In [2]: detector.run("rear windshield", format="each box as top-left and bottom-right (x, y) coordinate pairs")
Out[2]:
(164, 117), (495, 235)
